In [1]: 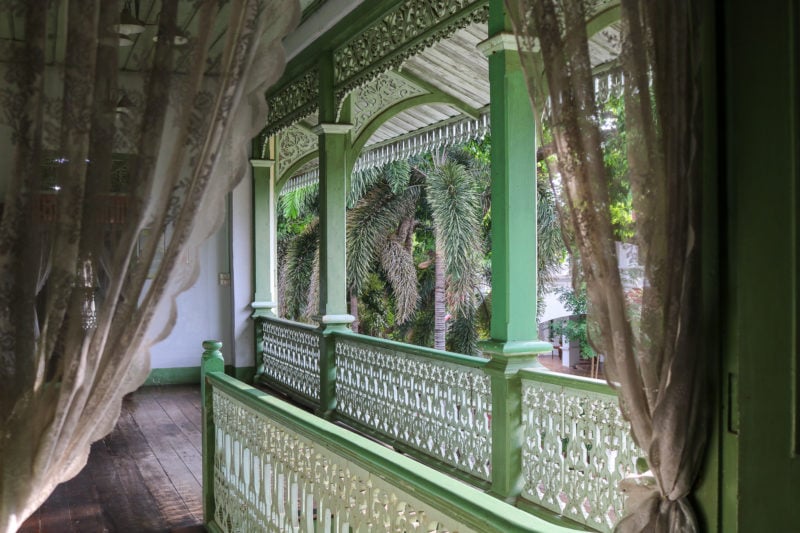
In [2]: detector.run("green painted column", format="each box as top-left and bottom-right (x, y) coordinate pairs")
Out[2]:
(200, 340), (224, 524)
(314, 54), (354, 418)
(250, 158), (276, 382)
(250, 159), (277, 318)
(478, 0), (551, 501)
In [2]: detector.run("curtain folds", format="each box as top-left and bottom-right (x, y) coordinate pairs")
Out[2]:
(506, 0), (706, 531)
(0, 1), (299, 530)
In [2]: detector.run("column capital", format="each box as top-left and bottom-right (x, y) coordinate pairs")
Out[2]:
(250, 158), (275, 169)
(312, 123), (353, 135)
(478, 33), (519, 56)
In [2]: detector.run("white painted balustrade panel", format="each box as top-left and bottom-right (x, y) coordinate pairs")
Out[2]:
(211, 388), (473, 532)
(335, 336), (492, 481)
(520, 378), (646, 532)
(260, 319), (321, 401)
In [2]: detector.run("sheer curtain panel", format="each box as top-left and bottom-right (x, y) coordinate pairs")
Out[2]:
(0, 1), (299, 530)
(506, 0), (707, 531)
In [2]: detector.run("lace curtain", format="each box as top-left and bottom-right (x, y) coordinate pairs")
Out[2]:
(506, 0), (706, 531)
(0, 1), (298, 530)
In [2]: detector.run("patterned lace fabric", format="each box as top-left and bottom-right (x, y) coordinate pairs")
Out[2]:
(506, 0), (705, 530)
(0, 1), (299, 530)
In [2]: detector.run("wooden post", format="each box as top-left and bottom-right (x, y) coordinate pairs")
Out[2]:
(201, 340), (224, 525)
(478, 0), (551, 501)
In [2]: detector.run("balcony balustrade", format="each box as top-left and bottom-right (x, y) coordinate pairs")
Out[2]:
(245, 316), (646, 531)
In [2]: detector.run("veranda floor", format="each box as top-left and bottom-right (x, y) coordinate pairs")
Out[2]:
(19, 385), (205, 533)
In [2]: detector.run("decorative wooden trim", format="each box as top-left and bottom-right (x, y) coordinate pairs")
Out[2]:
(264, 68), (319, 137)
(276, 123), (318, 178)
(333, 0), (489, 104)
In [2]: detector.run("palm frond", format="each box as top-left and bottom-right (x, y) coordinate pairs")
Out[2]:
(447, 303), (478, 356)
(383, 160), (411, 194)
(280, 183), (319, 220)
(304, 247), (320, 318)
(426, 160), (483, 314)
(346, 180), (419, 294)
(379, 234), (419, 323)
(348, 167), (383, 207)
(282, 218), (319, 320)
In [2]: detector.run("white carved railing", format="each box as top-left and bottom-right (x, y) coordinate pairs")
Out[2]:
(334, 332), (493, 482)
(258, 317), (321, 404)
(519, 370), (646, 532)
(205, 371), (576, 533)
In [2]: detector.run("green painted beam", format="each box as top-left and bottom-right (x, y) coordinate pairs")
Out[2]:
(485, 35), (540, 344)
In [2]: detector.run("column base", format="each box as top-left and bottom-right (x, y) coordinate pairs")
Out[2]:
(479, 338), (552, 373)
(314, 313), (356, 329)
(251, 300), (277, 318)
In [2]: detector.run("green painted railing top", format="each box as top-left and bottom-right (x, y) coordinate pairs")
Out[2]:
(519, 367), (618, 397)
(335, 328), (489, 369)
(205, 371), (581, 533)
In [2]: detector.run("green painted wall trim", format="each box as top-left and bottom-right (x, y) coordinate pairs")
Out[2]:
(144, 366), (200, 386)
(518, 368), (617, 396)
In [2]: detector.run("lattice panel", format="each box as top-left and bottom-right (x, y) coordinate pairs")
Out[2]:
(260, 320), (321, 402)
(211, 389), (470, 532)
(335, 337), (492, 481)
(520, 379), (646, 532)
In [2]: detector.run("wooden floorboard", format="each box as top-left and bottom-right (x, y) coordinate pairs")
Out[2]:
(19, 385), (205, 533)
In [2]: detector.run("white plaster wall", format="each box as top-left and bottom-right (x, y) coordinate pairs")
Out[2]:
(149, 216), (235, 368)
(229, 176), (255, 369)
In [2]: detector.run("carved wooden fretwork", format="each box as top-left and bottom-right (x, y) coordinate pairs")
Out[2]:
(333, 0), (489, 104)
(349, 71), (428, 137)
(211, 387), (462, 532)
(519, 378), (647, 532)
(276, 124), (318, 181)
(264, 68), (319, 138)
(259, 319), (321, 403)
(335, 336), (492, 482)
(264, 1), (489, 138)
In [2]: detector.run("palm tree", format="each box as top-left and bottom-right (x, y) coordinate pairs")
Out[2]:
(420, 153), (485, 351)
(346, 161), (421, 332)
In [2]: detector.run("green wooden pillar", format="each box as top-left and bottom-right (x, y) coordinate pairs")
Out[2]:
(200, 340), (224, 524)
(251, 157), (277, 381)
(313, 53), (354, 418)
(251, 158), (277, 317)
(478, 0), (551, 502)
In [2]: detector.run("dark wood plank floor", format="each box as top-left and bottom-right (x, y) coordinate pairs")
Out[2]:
(19, 385), (205, 533)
